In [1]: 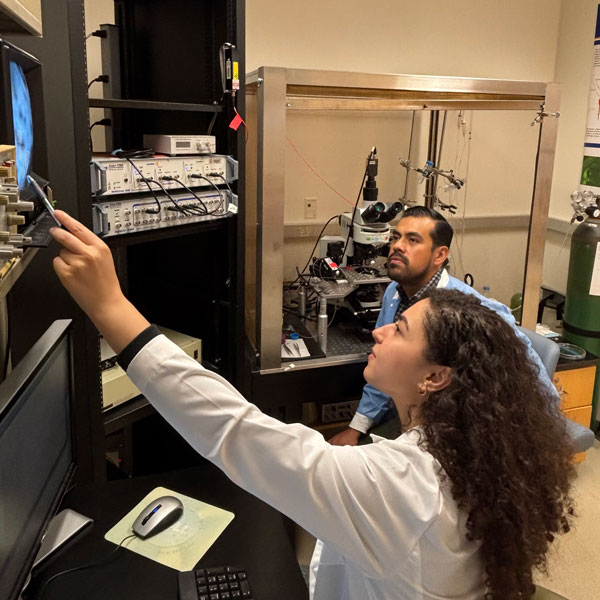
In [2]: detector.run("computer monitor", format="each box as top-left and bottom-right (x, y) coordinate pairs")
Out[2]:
(0, 319), (75, 600)
(0, 38), (48, 194)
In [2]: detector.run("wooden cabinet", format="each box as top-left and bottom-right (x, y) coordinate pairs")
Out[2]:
(555, 361), (598, 462)
(556, 366), (595, 423)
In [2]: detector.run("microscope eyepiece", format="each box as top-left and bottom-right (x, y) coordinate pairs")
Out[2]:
(361, 202), (386, 223)
(379, 202), (404, 223)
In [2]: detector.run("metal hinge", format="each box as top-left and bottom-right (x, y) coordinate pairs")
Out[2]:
(531, 108), (560, 126)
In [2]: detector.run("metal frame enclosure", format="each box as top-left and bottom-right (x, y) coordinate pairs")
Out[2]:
(245, 67), (559, 372)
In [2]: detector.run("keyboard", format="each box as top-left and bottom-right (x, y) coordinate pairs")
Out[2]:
(178, 565), (253, 600)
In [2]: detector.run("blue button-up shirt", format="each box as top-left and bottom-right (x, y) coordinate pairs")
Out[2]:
(349, 270), (559, 433)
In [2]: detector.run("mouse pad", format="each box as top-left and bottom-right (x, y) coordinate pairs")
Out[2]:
(104, 486), (235, 571)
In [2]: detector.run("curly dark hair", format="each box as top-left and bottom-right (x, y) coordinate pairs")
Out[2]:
(419, 289), (575, 599)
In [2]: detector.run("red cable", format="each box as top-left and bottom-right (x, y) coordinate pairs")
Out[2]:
(285, 136), (354, 207)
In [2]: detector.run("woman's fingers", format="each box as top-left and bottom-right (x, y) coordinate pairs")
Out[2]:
(58, 248), (79, 266)
(54, 210), (101, 246)
(52, 254), (72, 285)
(49, 224), (89, 255)
(50, 211), (113, 267)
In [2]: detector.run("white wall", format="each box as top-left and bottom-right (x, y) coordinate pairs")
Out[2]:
(83, 0), (596, 303)
(247, 0), (560, 79)
(543, 0), (599, 294)
(247, 0), (562, 304)
(550, 0), (597, 222)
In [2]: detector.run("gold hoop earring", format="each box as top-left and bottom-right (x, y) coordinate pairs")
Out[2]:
(417, 381), (427, 396)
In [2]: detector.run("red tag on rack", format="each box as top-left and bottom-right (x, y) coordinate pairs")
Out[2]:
(229, 113), (243, 131)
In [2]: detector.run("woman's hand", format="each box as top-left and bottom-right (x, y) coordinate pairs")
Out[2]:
(50, 210), (150, 353)
(50, 210), (124, 321)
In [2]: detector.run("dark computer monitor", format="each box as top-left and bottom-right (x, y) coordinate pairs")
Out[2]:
(0, 319), (75, 600)
(0, 37), (48, 195)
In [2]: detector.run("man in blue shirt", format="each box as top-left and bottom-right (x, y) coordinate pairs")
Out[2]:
(329, 205), (557, 446)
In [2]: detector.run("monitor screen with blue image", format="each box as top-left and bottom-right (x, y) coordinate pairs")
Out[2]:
(0, 38), (48, 193)
(10, 59), (34, 189)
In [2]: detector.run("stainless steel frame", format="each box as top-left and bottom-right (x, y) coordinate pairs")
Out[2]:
(245, 67), (559, 372)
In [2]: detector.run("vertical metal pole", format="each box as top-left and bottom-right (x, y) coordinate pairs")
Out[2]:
(436, 111), (447, 167)
(521, 84), (560, 330)
(298, 285), (306, 318)
(256, 67), (287, 370)
(318, 296), (328, 353)
(425, 110), (439, 208)
(99, 24), (121, 151)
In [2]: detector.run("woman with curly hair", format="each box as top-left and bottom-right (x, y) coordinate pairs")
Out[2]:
(50, 211), (574, 600)
(409, 289), (575, 598)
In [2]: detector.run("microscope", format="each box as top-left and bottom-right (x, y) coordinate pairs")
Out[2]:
(338, 150), (403, 268)
(293, 149), (404, 356)
(313, 149), (402, 334)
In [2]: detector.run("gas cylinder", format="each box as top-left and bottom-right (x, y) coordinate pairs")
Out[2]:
(563, 217), (600, 356)
(563, 217), (600, 425)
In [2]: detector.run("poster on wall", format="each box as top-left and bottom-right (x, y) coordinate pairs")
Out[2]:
(581, 4), (600, 193)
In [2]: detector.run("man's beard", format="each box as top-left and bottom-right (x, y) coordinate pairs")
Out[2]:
(386, 253), (431, 287)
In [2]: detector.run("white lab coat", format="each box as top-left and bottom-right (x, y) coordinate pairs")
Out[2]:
(127, 335), (485, 599)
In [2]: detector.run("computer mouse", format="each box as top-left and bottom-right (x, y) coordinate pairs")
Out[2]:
(131, 495), (184, 539)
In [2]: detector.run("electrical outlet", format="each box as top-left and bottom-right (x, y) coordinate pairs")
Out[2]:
(297, 226), (312, 237)
(321, 400), (360, 423)
(304, 197), (317, 220)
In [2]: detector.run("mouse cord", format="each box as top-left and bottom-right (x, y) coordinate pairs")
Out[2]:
(35, 533), (136, 599)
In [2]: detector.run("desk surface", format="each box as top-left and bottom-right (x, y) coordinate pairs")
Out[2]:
(555, 338), (600, 372)
(26, 463), (308, 600)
